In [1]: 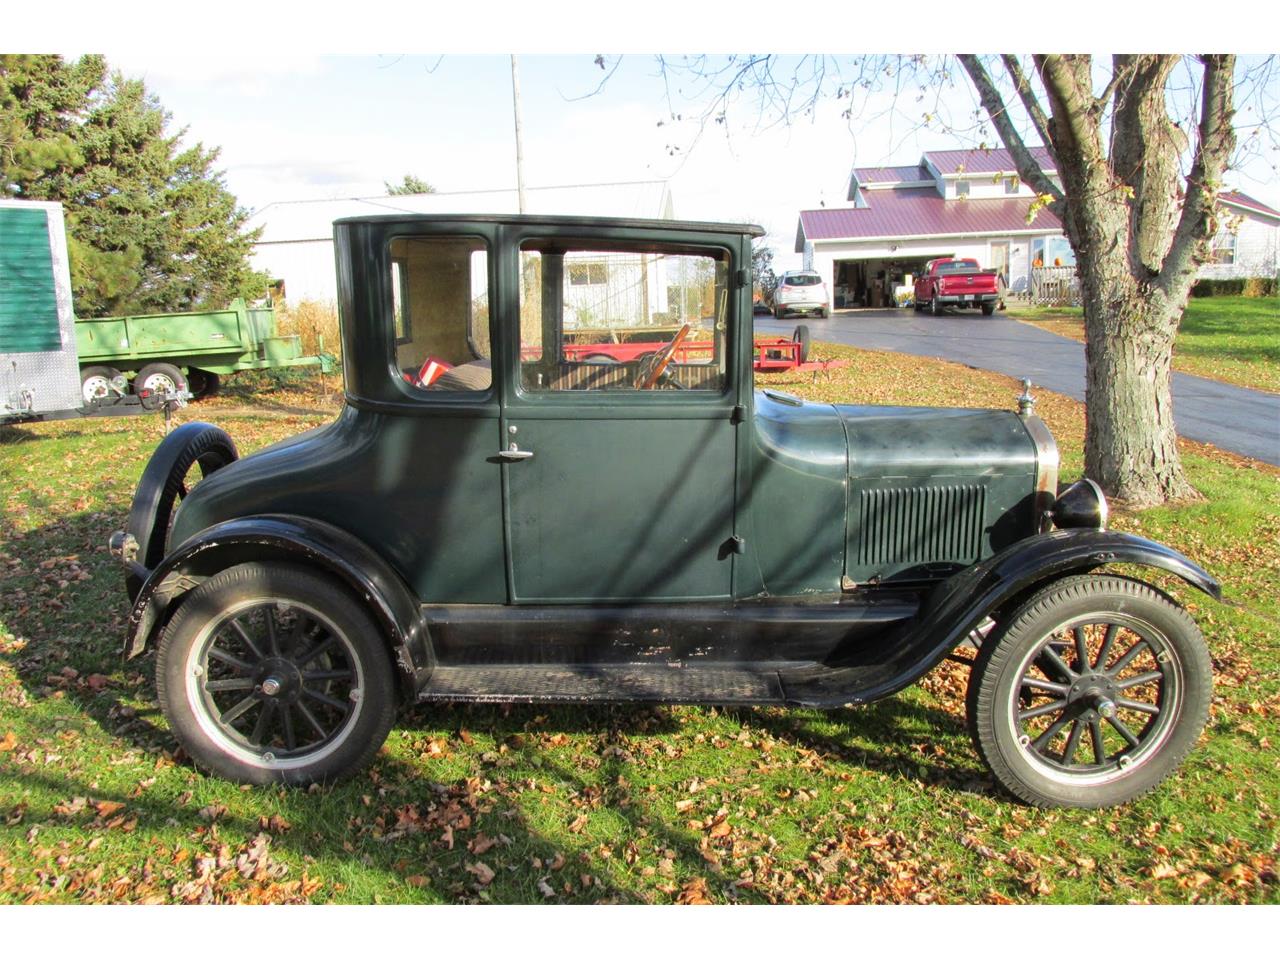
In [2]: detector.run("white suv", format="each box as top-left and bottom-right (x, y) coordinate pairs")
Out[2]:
(774, 271), (829, 319)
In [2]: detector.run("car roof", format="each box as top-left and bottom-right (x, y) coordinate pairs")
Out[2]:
(332, 212), (765, 237)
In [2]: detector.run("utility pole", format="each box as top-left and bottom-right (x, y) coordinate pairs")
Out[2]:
(510, 55), (527, 215)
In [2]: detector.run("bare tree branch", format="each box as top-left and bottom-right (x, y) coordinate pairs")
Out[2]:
(957, 54), (1064, 208)
(1160, 54), (1238, 296)
(1000, 54), (1054, 151)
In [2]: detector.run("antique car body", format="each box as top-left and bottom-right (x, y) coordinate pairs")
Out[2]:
(913, 257), (1001, 316)
(114, 215), (1218, 807)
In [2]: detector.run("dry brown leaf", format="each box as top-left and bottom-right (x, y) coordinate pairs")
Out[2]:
(92, 800), (126, 818)
(469, 833), (497, 855)
(567, 815), (588, 834)
(708, 819), (732, 839)
(0, 732), (16, 753)
(676, 876), (713, 904)
(406, 875), (429, 887)
(466, 861), (496, 885)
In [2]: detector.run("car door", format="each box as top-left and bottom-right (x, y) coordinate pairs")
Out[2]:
(497, 228), (741, 603)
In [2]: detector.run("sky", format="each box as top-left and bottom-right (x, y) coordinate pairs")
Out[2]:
(28, 3), (1279, 275)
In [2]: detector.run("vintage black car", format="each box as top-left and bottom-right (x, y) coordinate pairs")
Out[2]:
(112, 215), (1218, 808)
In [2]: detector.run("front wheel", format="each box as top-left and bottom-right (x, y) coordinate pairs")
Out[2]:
(156, 562), (397, 785)
(966, 575), (1211, 808)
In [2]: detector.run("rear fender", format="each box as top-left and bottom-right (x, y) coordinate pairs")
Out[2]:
(123, 514), (431, 697)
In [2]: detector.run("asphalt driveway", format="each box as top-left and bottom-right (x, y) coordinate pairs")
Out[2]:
(755, 308), (1280, 466)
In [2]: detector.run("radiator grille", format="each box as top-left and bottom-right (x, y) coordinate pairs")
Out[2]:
(858, 484), (986, 567)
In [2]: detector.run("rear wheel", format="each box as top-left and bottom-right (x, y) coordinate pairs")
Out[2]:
(80, 365), (124, 405)
(967, 575), (1211, 808)
(792, 324), (811, 364)
(156, 562), (396, 785)
(981, 302), (996, 317)
(135, 362), (189, 398)
(186, 368), (221, 399)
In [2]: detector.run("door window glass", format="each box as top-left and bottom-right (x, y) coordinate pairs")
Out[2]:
(518, 240), (729, 392)
(389, 236), (491, 393)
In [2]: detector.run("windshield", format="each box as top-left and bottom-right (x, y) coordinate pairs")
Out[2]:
(936, 260), (981, 275)
(783, 273), (822, 286)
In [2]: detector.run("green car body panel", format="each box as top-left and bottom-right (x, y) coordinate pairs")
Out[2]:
(134, 214), (1219, 709)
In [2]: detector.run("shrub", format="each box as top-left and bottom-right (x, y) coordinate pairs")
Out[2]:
(275, 299), (341, 359)
(1192, 277), (1277, 298)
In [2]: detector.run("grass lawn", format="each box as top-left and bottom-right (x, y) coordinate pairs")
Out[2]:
(1, 358), (1277, 904)
(1008, 296), (1280, 394)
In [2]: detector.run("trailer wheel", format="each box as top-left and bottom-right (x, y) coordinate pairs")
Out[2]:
(186, 369), (221, 400)
(792, 325), (811, 364)
(80, 366), (124, 406)
(135, 362), (189, 398)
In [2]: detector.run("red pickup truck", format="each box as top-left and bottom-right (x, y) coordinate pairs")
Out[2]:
(913, 258), (1000, 316)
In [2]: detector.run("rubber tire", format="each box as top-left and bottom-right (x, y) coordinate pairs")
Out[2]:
(792, 324), (811, 364)
(80, 365), (123, 405)
(135, 362), (189, 397)
(981, 302), (996, 317)
(930, 295), (941, 316)
(966, 574), (1212, 809)
(186, 368), (221, 399)
(818, 306), (829, 319)
(156, 562), (397, 786)
(774, 305), (786, 320)
(125, 423), (238, 598)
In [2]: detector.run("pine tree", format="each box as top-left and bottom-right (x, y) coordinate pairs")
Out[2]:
(0, 54), (269, 316)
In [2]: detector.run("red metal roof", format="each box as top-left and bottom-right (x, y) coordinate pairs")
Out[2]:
(924, 146), (1056, 176)
(1220, 190), (1280, 220)
(799, 191), (1063, 242)
(854, 164), (932, 185)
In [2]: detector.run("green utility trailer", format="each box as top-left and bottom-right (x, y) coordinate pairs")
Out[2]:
(75, 299), (335, 402)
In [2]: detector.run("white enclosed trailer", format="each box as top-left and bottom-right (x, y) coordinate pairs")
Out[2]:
(0, 199), (82, 419)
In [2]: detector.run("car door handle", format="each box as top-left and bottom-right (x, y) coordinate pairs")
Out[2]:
(497, 447), (534, 461)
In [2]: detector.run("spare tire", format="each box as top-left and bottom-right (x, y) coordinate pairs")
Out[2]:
(125, 422), (238, 600)
(792, 324), (811, 364)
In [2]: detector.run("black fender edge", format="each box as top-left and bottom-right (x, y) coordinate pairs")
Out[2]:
(122, 514), (431, 698)
(788, 530), (1219, 710)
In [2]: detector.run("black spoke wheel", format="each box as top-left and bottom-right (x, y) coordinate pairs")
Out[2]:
(157, 563), (396, 785)
(967, 575), (1211, 808)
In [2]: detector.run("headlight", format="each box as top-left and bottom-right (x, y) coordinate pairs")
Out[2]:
(1051, 478), (1109, 530)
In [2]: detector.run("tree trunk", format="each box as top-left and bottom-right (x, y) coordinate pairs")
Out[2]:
(1079, 260), (1197, 506)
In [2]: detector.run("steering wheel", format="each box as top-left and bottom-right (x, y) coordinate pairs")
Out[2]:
(635, 323), (692, 389)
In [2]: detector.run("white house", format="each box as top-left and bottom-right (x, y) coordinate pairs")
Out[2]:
(1203, 191), (1280, 280)
(247, 180), (675, 303)
(794, 148), (1280, 308)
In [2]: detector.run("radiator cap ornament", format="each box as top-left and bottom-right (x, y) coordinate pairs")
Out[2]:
(1017, 378), (1036, 417)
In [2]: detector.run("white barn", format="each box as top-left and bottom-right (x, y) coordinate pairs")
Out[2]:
(247, 180), (675, 304)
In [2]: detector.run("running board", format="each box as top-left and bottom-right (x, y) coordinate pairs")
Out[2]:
(418, 663), (786, 705)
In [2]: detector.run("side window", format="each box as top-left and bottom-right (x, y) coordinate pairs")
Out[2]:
(518, 240), (729, 393)
(390, 236), (490, 393)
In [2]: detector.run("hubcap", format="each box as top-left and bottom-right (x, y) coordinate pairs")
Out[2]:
(1010, 615), (1180, 784)
(185, 599), (364, 768)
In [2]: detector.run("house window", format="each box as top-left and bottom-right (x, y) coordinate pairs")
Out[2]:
(955, 180), (971, 198)
(1004, 176), (1020, 195)
(568, 261), (609, 286)
(1211, 231), (1236, 265)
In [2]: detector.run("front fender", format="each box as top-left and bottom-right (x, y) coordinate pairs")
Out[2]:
(914, 528), (1220, 664)
(790, 530), (1220, 710)
(122, 514), (431, 696)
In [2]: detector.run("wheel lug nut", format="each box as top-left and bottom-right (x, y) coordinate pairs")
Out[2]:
(261, 678), (282, 697)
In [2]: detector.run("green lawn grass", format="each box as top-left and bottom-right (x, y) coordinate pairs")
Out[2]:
(1, 354), (1276, 904)
(1008, 296), (1280, 394)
